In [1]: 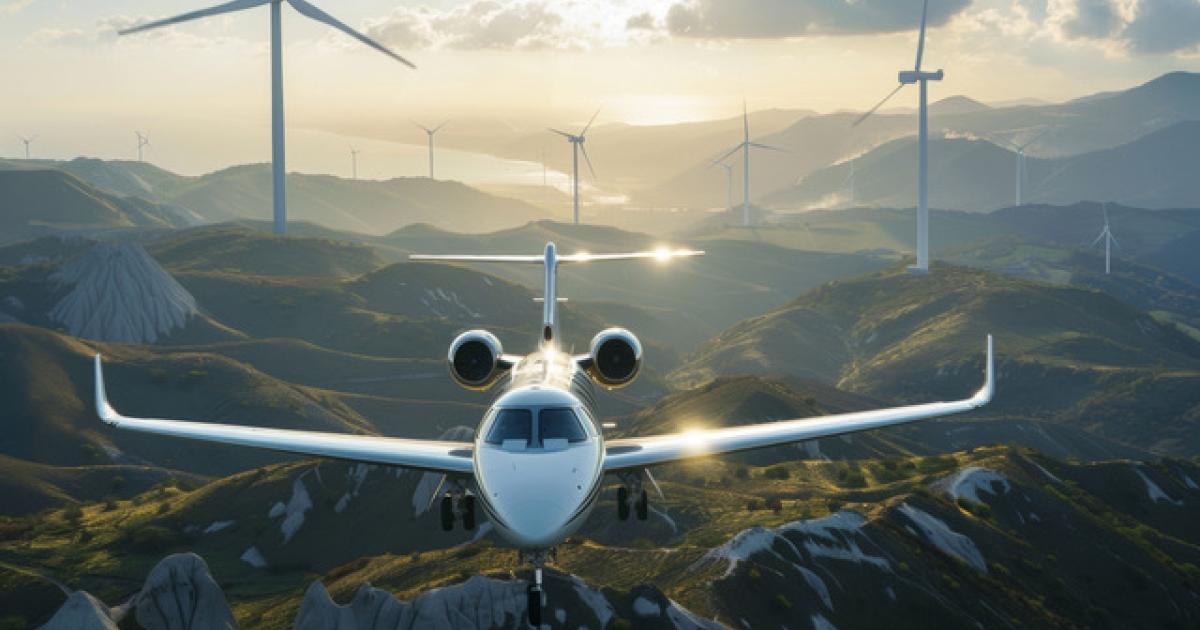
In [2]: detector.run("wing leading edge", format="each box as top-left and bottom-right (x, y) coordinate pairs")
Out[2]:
(93, 355), (473, 474)
(603, 335), (995, 472)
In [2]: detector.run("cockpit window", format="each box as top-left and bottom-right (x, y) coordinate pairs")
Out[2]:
(538, 408), (588, 444)
(485, 408), (533, 445)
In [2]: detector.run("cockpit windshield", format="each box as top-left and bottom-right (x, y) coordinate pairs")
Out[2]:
(538, 408), (588, 444)
(484, 407), (588, 448)
(484, 408), (533, 445)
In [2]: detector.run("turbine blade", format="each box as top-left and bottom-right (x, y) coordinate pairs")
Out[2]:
(1110, 232), (1121, 250)
(851, 84), (906, 127)
(711, 144), (743, 165)
(1090, 231), (1106, 248)
(432, 120), (449, 134)
(119, 0), (270, 35)
(413, 121), (432, 133)
(749, 142), (787, 153)
(548, 128), (574, 140)
(580, 143), (597, 179)
(579, 108), (600, 137)
(1019, 126), (1052, 151)
(915, 0), (929, 71)
(287, 0), (416, 69)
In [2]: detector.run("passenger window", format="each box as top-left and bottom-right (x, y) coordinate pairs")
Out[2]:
(539, 408), (587, 444)
(485, 409), (533, 445)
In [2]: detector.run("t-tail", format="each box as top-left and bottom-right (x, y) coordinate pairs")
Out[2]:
(409, 241), (703, 390)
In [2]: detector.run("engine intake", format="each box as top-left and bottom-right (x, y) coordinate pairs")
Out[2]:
(448, 330), (506, 390)
(587, 328), (642, 388)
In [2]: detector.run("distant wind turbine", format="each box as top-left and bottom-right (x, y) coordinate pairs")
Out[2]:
(709, 159), (734, 210)
(842, 159), (857, 207)
(119, 0), (416, 235)
(549, 109), (600, 225)
(136, 131), (150, 162)
(17, 135), (36, 160)
(713, 102), (785, 227)
(995, 127), (1051, 206)
(853, 0), (943, 273)
(349, 146), (359, 180)
(414, 121), (447, 179)
(1091, 202), (1119, 275)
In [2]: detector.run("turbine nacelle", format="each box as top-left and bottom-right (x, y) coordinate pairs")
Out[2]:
(584, 328), (642, 389)
(898, 69), (944, 84)
(448, 330), (510, 390)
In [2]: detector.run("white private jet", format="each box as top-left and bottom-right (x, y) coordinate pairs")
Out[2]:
(94, 242), (994, 627)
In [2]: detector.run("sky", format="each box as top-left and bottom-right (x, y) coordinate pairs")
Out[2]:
(3, 0), (1200, 176)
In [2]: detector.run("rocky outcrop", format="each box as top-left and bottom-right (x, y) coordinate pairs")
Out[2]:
(38, 591), (118, 630)
(294, 576), (528, 630)
(48, 241), (197, 343)
(134, 553), (235, 630)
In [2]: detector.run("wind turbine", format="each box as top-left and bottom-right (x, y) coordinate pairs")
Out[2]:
(549, 109), (599, 225)
(136, 131), (150, 162)
(995, 128), (1051, 206)
(1091, 202), (1119, 275)
(710, 159), (734, 210)
(17, 135), (36, 160)
(119, 0), (416, 235)
(413, 121), (447, 179)
(842, 158), (857, 207)
(713, 102), (785, 227)
(349, 146), (359, 180)
(852, 0), (943, 273)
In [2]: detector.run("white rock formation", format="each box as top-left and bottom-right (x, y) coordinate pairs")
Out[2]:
(897, 504), (987, 572)
(134, 553), (236, 630)
(48, 242), (197, 344)
(38, 592), (118, 630)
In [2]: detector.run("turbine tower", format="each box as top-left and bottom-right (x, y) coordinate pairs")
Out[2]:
(17, 135), (35, 160)
(843, 159), (857, 207)
(119, 0), (416, 235)
(713, 102), (784, 227)
(549, 109), (599, 225)
(414, 121), (447, 179)
(710, 159), (734, 210)
(349, 146), (359, 180)
(995, 128), (1051, 206)
(1091, 202), (1119, 275)
(136, 132), (150, 162)
(853, 0), (943, 273)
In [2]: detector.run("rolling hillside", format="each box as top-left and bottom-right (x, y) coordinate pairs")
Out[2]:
(672, 263), (1200, 456)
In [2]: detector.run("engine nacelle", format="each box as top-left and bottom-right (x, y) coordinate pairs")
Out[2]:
(448, 330), (506, 390)
(586, 328), (642, 388)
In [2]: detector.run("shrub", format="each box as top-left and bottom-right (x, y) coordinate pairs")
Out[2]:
(772, 594), (792, 611)
(764, 465), (790, 480)
(735, 465), (750, 480)
(128, 525), (177, 553)
(765, 497), (784, 513)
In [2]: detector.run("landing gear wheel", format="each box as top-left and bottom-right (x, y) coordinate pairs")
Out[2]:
(527, 585), (543, 627)
(636, 489), (649, 521)
(440, 495), (454, 532)
(617, 486), (629, 521)
(462, 495), (476, 531)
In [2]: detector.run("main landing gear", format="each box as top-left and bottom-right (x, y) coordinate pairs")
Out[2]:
(617, 471), (650, 522)
(521, 548), (555, 627)
(438, 478), (476, 532)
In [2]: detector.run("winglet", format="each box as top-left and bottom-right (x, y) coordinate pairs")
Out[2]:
(94, 354), (119, 426)
(971, 335), (995, 408)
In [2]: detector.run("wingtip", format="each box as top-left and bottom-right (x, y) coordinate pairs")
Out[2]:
(975, 334), (996, 407)
(93, 354), (118, 425)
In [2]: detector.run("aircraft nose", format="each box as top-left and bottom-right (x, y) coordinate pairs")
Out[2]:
(477, 446), (601, 548)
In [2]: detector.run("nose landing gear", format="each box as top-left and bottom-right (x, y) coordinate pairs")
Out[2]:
(521, 548), (555, 627)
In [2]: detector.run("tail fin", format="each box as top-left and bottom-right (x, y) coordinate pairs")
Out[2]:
(410, 242), (703, 346)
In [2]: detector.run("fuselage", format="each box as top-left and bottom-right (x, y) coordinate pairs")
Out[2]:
(471, 346), (605, 549)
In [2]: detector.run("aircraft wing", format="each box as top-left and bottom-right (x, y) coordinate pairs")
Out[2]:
(93, 355), (474, 474)
(603, 336), (994, 472)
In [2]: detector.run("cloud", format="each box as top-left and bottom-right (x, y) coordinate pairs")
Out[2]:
(365, 0), (672, 51)
(1122, 0), (1200, 54)
(25, 15), (250, 50)
(1059, 0), (1123, 39)
(0, 0), (35, 16)
(25, 28), (91, 47)
(663, 0), (972, 39)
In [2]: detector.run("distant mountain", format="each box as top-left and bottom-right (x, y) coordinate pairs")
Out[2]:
(639, 72), (1200, 210)
(672, 263), (1200, 456)
(0, 169), (188, 244)
(0, 159), (553, 236)
(767, 121), (1200, 212)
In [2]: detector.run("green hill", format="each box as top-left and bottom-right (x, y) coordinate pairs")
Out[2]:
(673, 263), (1200, 456)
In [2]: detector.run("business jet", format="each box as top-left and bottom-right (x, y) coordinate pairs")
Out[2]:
(94, 242), (994, 627)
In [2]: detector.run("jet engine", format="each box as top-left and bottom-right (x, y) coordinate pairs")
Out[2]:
(586, 328), (642, 388)
(448, 330), (507, 390)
